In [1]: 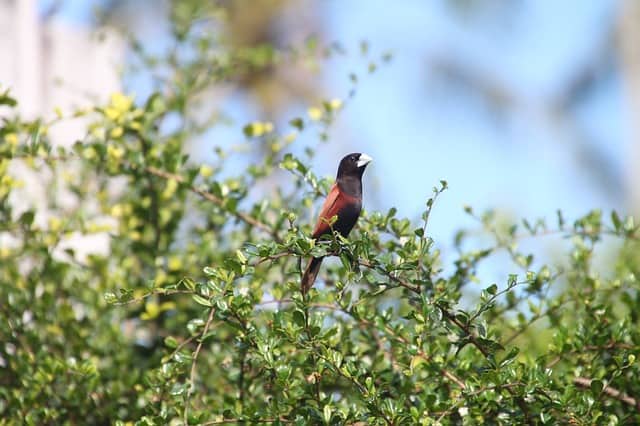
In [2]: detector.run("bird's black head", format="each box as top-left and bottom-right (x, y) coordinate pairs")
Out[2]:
(336, 152), (373, 179)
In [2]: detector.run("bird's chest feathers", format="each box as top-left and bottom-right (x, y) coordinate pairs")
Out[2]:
(336, 193), (361, 220)
(337, 176), (362, 199)
(336, 180), (362, 217)
(331, 186), (362, 236)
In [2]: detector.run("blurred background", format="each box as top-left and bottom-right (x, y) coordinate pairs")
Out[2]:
(3, 0), (638, 253)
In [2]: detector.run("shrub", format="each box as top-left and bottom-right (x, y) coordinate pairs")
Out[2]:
(1, 4), (638, 425)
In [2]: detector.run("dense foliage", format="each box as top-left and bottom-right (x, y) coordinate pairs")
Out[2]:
(1, 3), (639, 425)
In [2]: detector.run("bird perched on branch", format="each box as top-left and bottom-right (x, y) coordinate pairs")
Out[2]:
(301, 153), (372, 294)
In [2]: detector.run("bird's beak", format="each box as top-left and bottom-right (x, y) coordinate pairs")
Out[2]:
(357, 153), (373, 168)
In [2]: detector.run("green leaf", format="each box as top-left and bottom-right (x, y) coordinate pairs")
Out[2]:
(169, 383), (187, 396)
(181, 277), (197, 291)
(192, 294), (212, 307)
(410, 355), (426, 372)
(104, 292), (117, 304)
(164, 336), (178, 348)
(292, 309), (306, 327)
(556, 209), (565, 228)
(590, 379), (604, 394)
(323, 405), (332, 424)
(19, 210), (35, 226)
(500, 347), (519, 367)
(0, 89), (17, 106)
(289, 117), (304, 131)
(242, 123), (255, 137)
(611, 210), (622, 231)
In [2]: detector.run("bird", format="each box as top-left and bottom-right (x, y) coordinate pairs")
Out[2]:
(301, 152), (372, 294)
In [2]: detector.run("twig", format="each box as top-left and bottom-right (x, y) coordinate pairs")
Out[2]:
(314, 351), (392, 424)
(184, 306), (216, 424)
(238, 348), (247, 414)
(436, 382), (524, 422)
(504, 298), (571, 345)
(311, 301), (465, 390)
(139, 137), (162, 254)
(201, 417), (292, 425)
(358, 260), (421, 293)
(438, 308), (490, 358)
(354, 263), (532, 423)
(257, 299), (466, 389)
(256, 251), (292, 264)
(115, 288), (193, 304)
(111, 289), (193, 305)
(166, 334), (197, 360)
(573, 377), (639, 410)
(4, 153), (282, 241)
(546, 342), (637, 369)
(145, 166), (281, 242)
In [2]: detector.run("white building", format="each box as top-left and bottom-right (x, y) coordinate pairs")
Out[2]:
(0, 0), (123, 140)
(0, 0), (124, 256)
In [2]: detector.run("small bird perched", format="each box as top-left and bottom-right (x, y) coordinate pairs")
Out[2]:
(301, 153), (372, 294)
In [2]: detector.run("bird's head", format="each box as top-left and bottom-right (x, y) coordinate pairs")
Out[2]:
(337, 153), (373, 179)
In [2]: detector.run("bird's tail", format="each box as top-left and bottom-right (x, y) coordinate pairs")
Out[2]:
(301, 257), (324, 295)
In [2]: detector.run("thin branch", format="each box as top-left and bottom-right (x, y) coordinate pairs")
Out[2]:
(201, 417), (292, 425)
(573, 377), (640, 410)
(166, 335), (197, 360)
(3, 151), (282, 241)
(144, 166), (281, 242)
(238, 348), (247, 414)
(438, 308), (490, 358)
(504, 298), (571, 345)
(184, 306), (217, 424)
(358, 259), (421, 293)
(111, 289), (193, 305)
(354, 261), (532, 423)
(286, 300), (466, 390)
(252, 251), (292, 266)
(436, 382), (524, 422)
(314, 351), (393, 425)
(546, 342), (637, 369)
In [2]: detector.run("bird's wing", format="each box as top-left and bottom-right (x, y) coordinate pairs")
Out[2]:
(312, 183), (341, 238)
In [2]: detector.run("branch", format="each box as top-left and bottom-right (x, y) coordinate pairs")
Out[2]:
(546, 342), (637, 369)
(504, 298), (571, 345)
(573, 377), (640, 410)
(439, 308), (490, 358)
(358, 259), (421, 293)
(184, 306), (217, 423)
(291, 300), (466, 390)
(436, 382), (524, 422)
(356, 262), (532, 422)
(202, 417), (291, 425)
(2, 151), (284, 242)
(111, 289), (194, 305)
(144, 166), (281, 242)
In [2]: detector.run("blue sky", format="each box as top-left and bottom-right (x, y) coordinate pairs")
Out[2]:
(44, 0), (628, 261)
(321, 0), (625, 243)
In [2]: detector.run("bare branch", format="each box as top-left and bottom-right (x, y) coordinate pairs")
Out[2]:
(573, 377), (640, 410)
